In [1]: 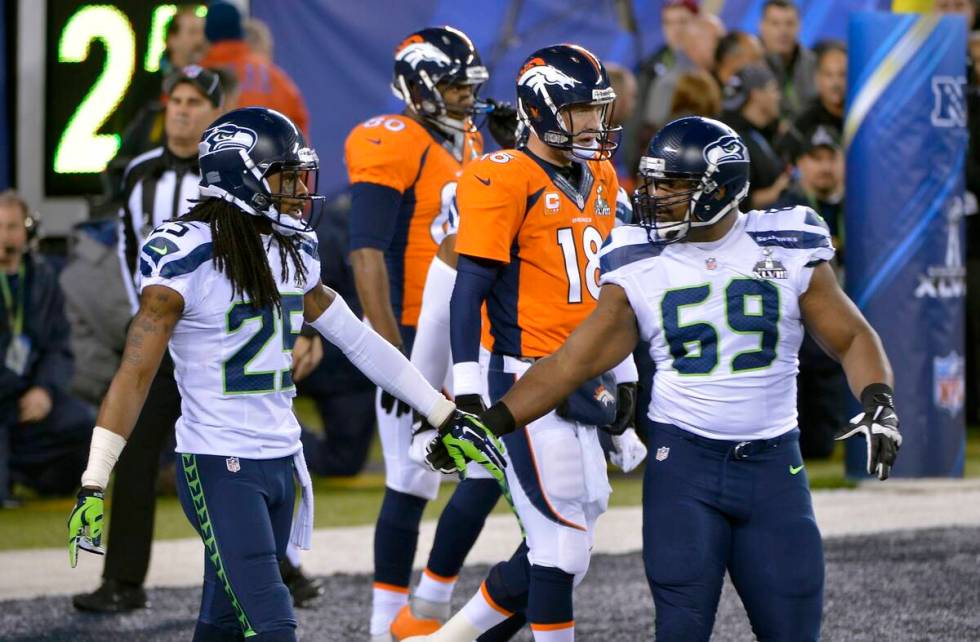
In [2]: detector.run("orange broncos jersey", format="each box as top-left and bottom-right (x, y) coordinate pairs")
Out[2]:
(455, 149), (619, 357)
(345, 114), (482, 327)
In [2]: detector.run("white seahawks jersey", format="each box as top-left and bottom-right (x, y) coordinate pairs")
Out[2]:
(137, 220), (321, 458)
(598, 206), (835, 440)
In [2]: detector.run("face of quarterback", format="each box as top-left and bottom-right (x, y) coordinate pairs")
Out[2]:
(559, 103), (606, 148)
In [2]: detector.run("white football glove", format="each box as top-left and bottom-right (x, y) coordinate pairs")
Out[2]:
(610, 428), (647, 473)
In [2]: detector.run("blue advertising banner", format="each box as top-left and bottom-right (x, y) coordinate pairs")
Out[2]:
(844, 12), (968, 477)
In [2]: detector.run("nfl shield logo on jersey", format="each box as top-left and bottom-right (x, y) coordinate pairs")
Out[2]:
(226, 457), (241, 473)
(933, 351), (965, 416)
(655, 446), (670, 461)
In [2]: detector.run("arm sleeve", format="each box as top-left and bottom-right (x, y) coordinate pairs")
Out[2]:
(410, 256), (456, 387)
(308, 293), (453, 425)
(450, 255), (498, 366)
(348, 182), (404, 251)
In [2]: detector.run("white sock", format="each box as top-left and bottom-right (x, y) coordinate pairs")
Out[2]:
(414, 568), (457, 605)
(531, 622), (574, 641)
(285, 540), (302, 567)
(457, 581), (511, 633)
(371, 583), (409, 636)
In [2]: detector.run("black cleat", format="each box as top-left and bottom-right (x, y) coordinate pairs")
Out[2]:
(279, 558), (324, 608)
(72, 579), (149, 613)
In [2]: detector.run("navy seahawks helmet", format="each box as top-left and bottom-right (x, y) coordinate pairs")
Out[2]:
(198, 107), (324, 235)
(515, 44), (620, 160)
(633, 116), (750, 243)
(391, 26), (489, 132)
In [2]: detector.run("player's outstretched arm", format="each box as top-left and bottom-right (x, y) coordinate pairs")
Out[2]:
(799, 263), (892, 396)
(485, 283), (640, 435)
(68, 284), (183, 567)
(303, 281), (455, 429)
(800, 262), (901, 479)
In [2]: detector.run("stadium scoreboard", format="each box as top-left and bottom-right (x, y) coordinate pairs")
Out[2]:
(44, 1), (206, 196)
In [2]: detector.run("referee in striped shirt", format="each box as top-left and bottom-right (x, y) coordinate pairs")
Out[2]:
(73, 65), (323, 612)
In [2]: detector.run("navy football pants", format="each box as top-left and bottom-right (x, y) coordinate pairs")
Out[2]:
(177, 453), (297, 641)
(643, 422), (824, 642)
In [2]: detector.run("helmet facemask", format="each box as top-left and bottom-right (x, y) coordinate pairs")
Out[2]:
(633, 157), (740, 244)
(394, 62), (490, 134)
(520, 93), (622, 161)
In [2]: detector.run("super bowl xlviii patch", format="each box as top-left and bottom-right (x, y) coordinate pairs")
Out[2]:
(226, 457), (241, 473)
(594, 184), (611, 216)
(655, 446), (670, 461)
(753, 248), (787, 279)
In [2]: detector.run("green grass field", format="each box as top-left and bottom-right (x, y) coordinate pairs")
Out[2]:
(2, 409), (977, 552)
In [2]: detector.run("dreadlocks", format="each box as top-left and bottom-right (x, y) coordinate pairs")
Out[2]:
(179, 199), (308, 311)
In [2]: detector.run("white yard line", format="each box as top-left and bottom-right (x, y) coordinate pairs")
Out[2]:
(4, 479), (979, 601)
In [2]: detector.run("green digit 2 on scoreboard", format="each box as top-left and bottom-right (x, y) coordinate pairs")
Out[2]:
(43, 1), (206, 196)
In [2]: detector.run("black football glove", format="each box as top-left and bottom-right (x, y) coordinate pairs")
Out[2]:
(455, 393), (487, 416)
(602, 382), (637, 436)
(380, 390), (411, 418)
(485, 98), (519, 149)
(835, 383), (902, 480)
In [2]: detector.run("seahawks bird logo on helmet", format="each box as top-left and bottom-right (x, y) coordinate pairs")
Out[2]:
(201, 124), (257, 154)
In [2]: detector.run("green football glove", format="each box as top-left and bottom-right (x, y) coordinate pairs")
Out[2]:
(68, 487), (105, 568)
(440, 411), (507, 485)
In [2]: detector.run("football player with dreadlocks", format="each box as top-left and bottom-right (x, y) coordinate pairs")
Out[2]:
(66, 108), (463, 642)
(406, 44), (644, 642)
(431, 116), (902, 641)
(344, 26), (526, 642)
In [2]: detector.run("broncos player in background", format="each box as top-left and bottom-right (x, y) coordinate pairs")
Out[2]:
(66, 108), (461, 642)
(434, 117), (902, 641)
(344, 26), (516, 642)
(407, 44), (645, 642)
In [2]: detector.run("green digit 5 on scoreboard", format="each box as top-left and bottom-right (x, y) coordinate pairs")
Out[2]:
(43, 1), (206, 196)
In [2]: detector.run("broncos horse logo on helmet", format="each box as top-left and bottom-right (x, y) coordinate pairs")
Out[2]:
(633, 116), (750, 244)
(515, 44), (619, 159)
(198, 107), (325, 236)
(391, 26), (489, 133)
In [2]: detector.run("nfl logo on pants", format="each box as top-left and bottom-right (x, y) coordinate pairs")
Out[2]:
(655, 446), (670, 461)
(226, 457), (241, 473)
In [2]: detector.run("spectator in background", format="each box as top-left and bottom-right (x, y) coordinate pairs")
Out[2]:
(721, 64), (790, 209)
(627, 0), (700, 172)
(199, 2), (310, 134)
(793, 40), (846, 136)
(0, 192), (93, 506)
(245, 17), (274, 62)
(775, 125), (848, 458)
(668, 70), (722, 121)
(759, 0), (817, 122)
(59, 220), (130, 407)
(606, 63), (639, 188)
(714, 30), (764, 87)
(643, 13), (725, 134)
(777, 125), (846, 257)
(160, 5), (207, 75)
